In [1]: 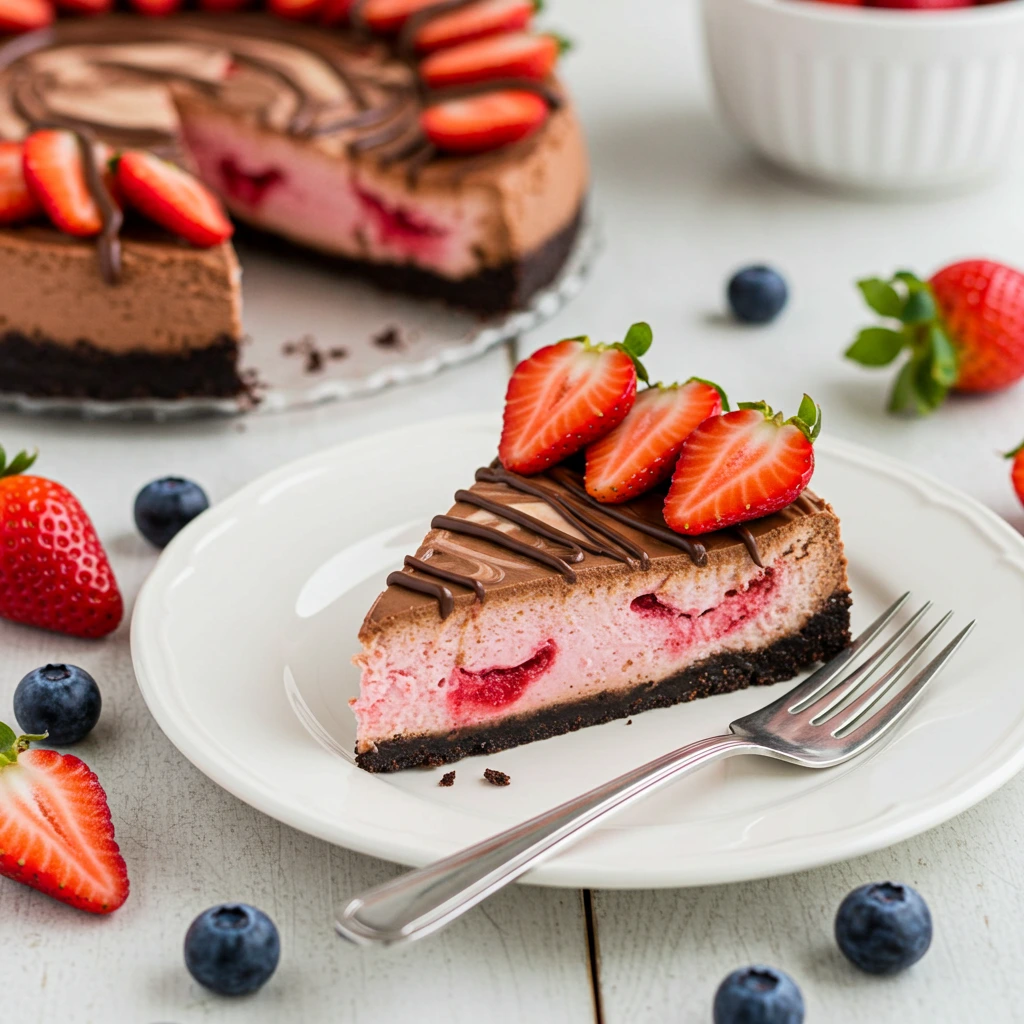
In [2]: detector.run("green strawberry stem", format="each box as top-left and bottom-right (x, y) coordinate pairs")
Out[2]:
(0, 722), (48, 767)
(0, 446), (38, 479)
(1004, 439), (1024, 460)
(846, 271), (958, 416)
(737, 395), (822, 444)
(569, 321), (653, 384)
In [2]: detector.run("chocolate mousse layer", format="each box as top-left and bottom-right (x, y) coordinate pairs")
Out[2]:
(0, 227), (244, 399)
(357, 591), (852, 773)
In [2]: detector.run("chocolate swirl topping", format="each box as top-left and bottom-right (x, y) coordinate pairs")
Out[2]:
(383, 461), (819, 620)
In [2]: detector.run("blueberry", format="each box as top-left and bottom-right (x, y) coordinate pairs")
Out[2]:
(184, 903), (280, 997)
(727, 265), (789, 325)
(713, 965), (804, 1024)
(14, 664), (101, 745)
(134, 477), (209, 548)
(835, 881), (932, 975)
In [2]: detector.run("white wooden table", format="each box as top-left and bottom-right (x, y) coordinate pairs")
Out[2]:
(2, 2), (1023, 1020)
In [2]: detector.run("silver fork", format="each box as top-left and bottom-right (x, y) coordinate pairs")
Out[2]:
(336, 594), (974, 947)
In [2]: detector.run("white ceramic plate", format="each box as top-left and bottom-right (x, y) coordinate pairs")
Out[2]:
(131, 414), (1024, 888)
(0, 217), (599, 421)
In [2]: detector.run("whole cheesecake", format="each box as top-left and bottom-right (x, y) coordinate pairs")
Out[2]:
(0, 6), (588, 400)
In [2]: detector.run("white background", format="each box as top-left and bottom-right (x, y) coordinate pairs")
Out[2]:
(1, 0), (1023, 1020)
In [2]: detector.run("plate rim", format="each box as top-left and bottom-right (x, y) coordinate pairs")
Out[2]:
(131, 414), (1024, 887)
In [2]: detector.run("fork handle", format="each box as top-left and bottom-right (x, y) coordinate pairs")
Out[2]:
(336, 733), (757, 946)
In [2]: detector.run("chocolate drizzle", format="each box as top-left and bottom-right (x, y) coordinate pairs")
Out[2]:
(733, 526), (764, 569)
(546, 466), (709, 567)
(383, 461), (829, 620)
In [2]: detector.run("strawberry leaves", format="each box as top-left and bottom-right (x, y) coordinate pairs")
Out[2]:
(846, 270), (959, 416)
(0, 445), (37, 479)
(0, 723), (45, 767)
(612, 321), (652, 384)
(737, 395), (822, 444)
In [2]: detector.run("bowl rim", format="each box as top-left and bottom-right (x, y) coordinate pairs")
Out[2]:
(713, 0), (1024, 29)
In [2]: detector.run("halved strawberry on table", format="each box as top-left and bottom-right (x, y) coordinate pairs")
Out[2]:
(0, 724), (129, 914)
(414, 0), (537, 53)
(664, 396), (822, 535)
(846, 261), (1024, 414)
(0, 141), (41, 226)
(269, 0), (323, 20)
(421, 89), (549, 153)
(498, 323), (652, 475)
(420, 32), (564, 89)
(0, 447), (123, 639)
(54, 0), (112, 15)
(585, 377), (728, 504)
(22, 129), (104, 237)
(116, 150), (233, 248)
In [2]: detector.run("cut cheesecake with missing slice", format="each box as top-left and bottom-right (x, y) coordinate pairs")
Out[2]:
(353, 468), (850, 772)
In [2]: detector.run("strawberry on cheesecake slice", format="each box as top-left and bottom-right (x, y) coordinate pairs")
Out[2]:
(352, 326), (851, 771)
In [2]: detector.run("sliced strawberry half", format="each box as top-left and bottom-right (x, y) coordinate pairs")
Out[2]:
(415, 0), (535, 53)
(22, 129), (104, 238)
(127, 0), (182, 15)
(269, 0), (323, 19)
(360, 0), (439, 33)
(585, 378), (727, 504)
(664, 396), (822, 535)
(116, 150), (233, 247)
(0, 141), (40, 226)
(498, 323), (652, 475)
(0, 0), (53, 31)
(421, 89), (548, 154)
(420, 32), (562, 89)
(0, 725), (129, 915)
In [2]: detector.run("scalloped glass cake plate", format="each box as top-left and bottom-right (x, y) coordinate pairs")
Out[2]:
(131, 414), (1024, 888)
(0, 214), (600, 421)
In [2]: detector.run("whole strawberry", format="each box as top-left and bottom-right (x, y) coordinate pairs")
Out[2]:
(0, 723), (129, 913)
(0, 447), (123, 638)
(846, 261), (1024, 414)
(1006, 439), (1024, 509)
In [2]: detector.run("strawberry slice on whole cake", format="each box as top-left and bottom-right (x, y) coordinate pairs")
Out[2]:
(351, 324), (851, 772)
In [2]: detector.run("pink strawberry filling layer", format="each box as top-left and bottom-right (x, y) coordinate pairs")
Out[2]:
(179, 114), (493, 277)
(353, 555), (823, 751)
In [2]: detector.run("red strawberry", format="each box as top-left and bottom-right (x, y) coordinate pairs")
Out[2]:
(199, 0), (250, 10)
(0, 141), (41, 226)
(0, 447), (123, 639)
(54, 0), (112, 14)
(421, 89), (548, 154)
(319, 0), (353, 24)
(664, 397), (821, 535)
(360, 0), (439, 33)
(0, 0), (53, 31)
(127, 0), (182, 15)
(0, 725), (129, 914)
(1006, 439), (1024, 509)
(498, 323), (651, 475)
(269, 0), (323, 19)
(414, 0), (535, 53)
(846, 261), (1024, 414)
(585, 379), (727, 504)
(420, 32), (562, 89)
(22, 129), (103, 238)
(116, 150), (233, 248)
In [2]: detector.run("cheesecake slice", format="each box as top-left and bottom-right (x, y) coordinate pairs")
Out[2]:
(352, 464), (851, 772)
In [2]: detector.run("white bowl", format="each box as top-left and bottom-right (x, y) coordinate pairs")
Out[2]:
(702, 0), (1024, 193)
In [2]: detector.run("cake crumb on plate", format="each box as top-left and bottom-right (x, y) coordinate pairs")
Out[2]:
(483, 769), (511, 787)
(439, 771), (456, 787)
